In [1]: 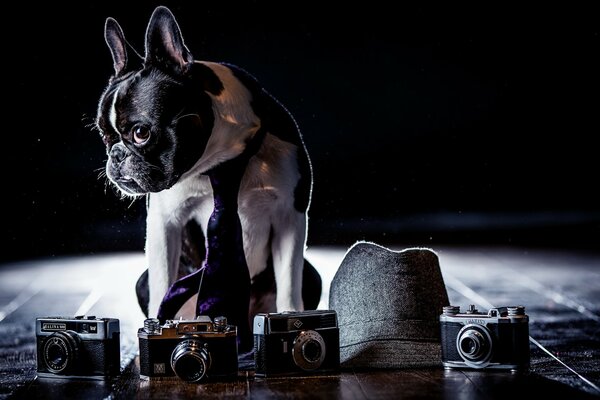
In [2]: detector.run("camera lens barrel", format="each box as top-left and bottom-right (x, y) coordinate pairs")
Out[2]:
(456, 324), (493, 366)
(42, 331), (80, 373)
(171, 339), (211, 382)
(292, 330), (326, 371)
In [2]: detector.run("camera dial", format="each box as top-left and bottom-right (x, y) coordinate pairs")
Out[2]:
(442, 306), (460, 316)
(42, 331), (81, 373)
(456, 324), (493, 367)
(213, 316), (227, 332)
(507, 306), (525, 316)
(292, 330), (326, 371)
(171, 339), (212, 382)
(143, 318), (161, 334)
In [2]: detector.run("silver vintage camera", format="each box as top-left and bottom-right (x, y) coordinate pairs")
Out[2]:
(253, 310), (340, 377)
(440, 305), (530, 370)
(138, 316), (238, 382)
(36, 316), (120, 379)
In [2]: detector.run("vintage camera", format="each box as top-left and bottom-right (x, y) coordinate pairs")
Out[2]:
(36, 316), (120, 379)
(138, 316), (238, 382)
(440, 305), (530, 370)
(253, 310), (340, 377)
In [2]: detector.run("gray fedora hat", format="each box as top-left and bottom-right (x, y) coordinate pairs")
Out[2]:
(329, 241), (449, 368)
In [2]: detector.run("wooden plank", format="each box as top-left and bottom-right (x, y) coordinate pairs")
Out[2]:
(458, 369), (599, 399)
(250, 373), (366, 399)
(351, 369), (451, 399)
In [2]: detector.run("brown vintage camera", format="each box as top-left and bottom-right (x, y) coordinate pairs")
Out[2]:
(138, 316), (238, 382)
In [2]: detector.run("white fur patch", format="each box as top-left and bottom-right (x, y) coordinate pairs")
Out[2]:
(109, 88), (120, 135)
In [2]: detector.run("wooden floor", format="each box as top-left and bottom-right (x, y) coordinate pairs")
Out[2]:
(1, 246), (599, 399)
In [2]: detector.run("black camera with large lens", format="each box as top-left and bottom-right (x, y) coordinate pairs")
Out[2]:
(440, 304), (530, 371)
(253, 310), (340, 377)
(36, 316), (120, 379)
(138, 316), (238, 382)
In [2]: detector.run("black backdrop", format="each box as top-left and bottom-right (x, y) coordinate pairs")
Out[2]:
(3, 2), (599, 262)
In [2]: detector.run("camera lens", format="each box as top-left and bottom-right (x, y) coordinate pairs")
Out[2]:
(303, 340), (322, 362)
(42, 331), (80, 373)
(456, 324), (493, 366)
(171, 339), (211, 382)
(460, 336), (479, 355)
(292, 330), (326, 371)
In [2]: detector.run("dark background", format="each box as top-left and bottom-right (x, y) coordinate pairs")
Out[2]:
(2, 2), (599, 263)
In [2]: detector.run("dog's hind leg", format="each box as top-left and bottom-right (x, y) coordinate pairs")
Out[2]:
(271, 210), (307, 312)
(249, 256), (322, 319)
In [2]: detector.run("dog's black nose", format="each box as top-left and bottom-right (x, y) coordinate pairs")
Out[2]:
(110, 144), (127, 163)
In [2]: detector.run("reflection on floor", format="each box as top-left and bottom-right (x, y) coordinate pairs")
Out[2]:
(0, 246), (599, 399)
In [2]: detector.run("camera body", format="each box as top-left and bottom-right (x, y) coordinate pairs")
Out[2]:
(138, 316), (238, 382)
(440, 305), (530, 370)
(36, 316), (120, 379)
(253, 310), (340, 377)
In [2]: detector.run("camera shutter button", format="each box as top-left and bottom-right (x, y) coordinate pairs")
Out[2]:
(214, 316), (227, 331)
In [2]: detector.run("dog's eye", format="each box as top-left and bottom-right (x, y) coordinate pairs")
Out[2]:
(132, 126), (151, 145)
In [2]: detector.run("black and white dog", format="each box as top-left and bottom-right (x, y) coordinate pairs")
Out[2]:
(95, 6), (320, 329)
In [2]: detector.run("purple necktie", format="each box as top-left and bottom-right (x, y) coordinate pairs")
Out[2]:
(157, 132), (263, 353)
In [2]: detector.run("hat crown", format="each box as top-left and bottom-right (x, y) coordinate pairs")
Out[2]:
(329, 242), (449, 368)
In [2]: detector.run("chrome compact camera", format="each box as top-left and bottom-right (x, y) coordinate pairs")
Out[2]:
(138, 316), (238, 382)
(253, 310), (340, 377)
(440, 305), (530, 370)
(36, 316), (120, 379)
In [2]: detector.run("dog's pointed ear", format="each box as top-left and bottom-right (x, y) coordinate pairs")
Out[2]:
(104, 17), (129, 76)
(144, 6), (193, 75)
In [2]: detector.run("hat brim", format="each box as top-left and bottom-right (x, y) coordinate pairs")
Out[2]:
(340, 339), (442, 369)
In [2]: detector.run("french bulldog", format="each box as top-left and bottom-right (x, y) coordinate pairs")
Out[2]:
(95, 6), (321, 330)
